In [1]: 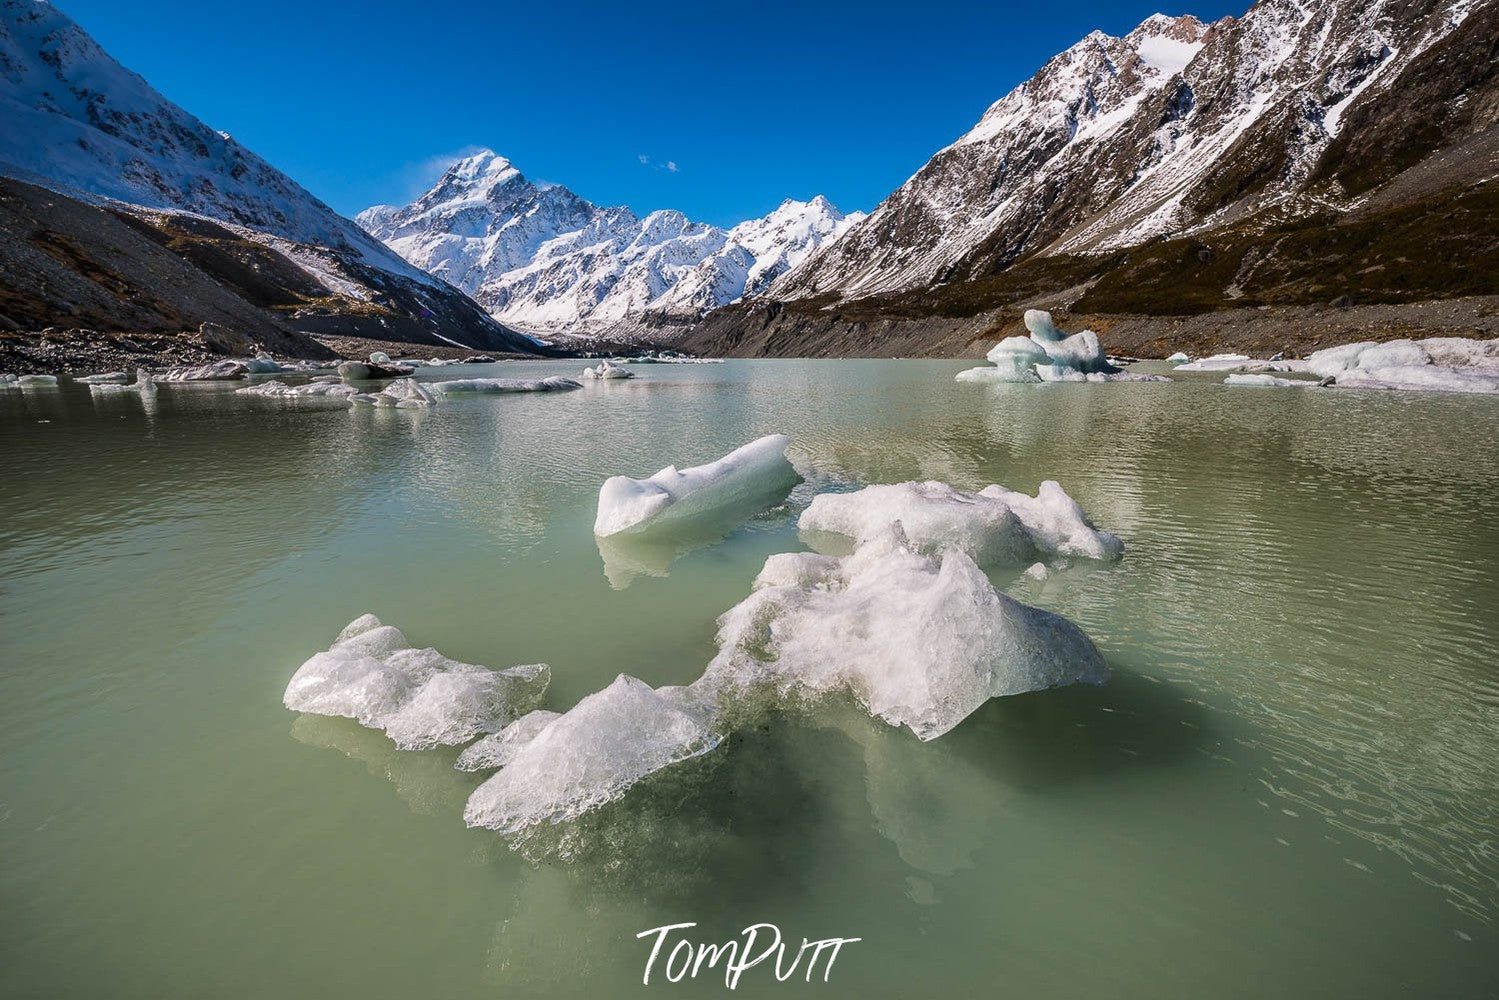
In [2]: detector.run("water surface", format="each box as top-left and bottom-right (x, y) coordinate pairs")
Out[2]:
(2, 361), (1496, 998)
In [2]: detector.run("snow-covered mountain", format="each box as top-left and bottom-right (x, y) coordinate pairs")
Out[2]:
(775, 0), (1489, 302)
(359, 151), (863, 335)
(0, 0), (534, 352)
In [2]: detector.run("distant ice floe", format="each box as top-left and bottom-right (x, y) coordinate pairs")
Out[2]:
(75, 371), (130, 384)
(1223, 374), (1310, 388)
(1165, 351), (1191, 363)
(582, 360), (634, 380)
(88, 370), (156, 396)
(1305, 338), (1499, 394)
(461, 676), (720, 834)
(957, 310), (1170, 383)
(236, 378), (358, 399)
(1175, 354), (1295, 373)
(283, 613), (549, 750)
(429, 376), (581, 395)
(349, 378), (434, 408)
(698, 523), (1109, 741)
(2, 373), (58, 387)
(620, 354), (723, 364)
(161, 360), (251, 381)
(594, 434), (801, 539)
(800, 480), (1123, 566)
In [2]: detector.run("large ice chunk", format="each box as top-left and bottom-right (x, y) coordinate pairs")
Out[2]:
(1175, 354), (1293, 373)
(1304, 337), (1499, 393)
(701, 525), (1109, 741)
(346, 378), (434, 408)
(429, 376), (582, 395)
(593, 434), (801, 538)
(462, 676), (720, 833)
(1223, 374), (1311, 388)
(161, 360), (250, 381)
(88, 370), (156, 395)
(283, 614), (549, 750)
(959, 310), (1168, 384)
(800, 480), (1123, 567)
(582, 361), (634, 380)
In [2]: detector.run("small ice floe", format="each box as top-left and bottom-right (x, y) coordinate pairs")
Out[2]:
(75, 371), (130, 384)
(799, 479), (1123, 567)
(235, 379), (358, 399)
(347, 378), (434, 408)
(699, 523), (1109, 741)
(1165, 351), (1191, 363)
(957, 310), (1170, 384)
(620, 354), (723, 364)
(243, 353), (284, 374)
(88, 370), (156, 395)
(337, 353), (417, 380)
(1304, 337), (1499, 394)
(594, 434), (801, 539)
(1223, 374), (1313, 388)
(283, 613), (549, 750)
(461, 676), (719, 834)
(582, 360), (635, 380)
(161, 360), (250, 381)
(429, 376), (582, 395)
(1023, 562), (1050, 581)
(0, 373), (15, 387)
(11, 373), (59, 386)
(1175, 354), (1293, 373)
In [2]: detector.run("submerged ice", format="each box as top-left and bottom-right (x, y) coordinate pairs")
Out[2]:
(283, 614), (549, 750)
(461, 676), (719, 834)
(593, 434), (801, 539)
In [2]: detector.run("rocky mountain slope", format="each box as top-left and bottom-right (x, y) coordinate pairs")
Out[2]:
(680, 0), (1498, 357)
(0, 0), (537, 353)
(359, 151), (862, 337)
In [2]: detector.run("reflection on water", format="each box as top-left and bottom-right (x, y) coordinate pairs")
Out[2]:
(1, 362), (1497, 1000)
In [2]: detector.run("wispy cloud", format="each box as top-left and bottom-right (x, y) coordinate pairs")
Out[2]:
(638, 154), (680, 175)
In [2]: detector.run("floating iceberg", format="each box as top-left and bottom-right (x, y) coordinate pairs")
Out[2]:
(161, 360), (249, 381)
(0, 373), (15, 386)
(700, 524), (1109, 741)
(76, 371), (130, 384)
(1304, 337), (1499, 393)
(1223, 374), (1311, 388)
(11, 373), (58, 386)
(88, 371), (155, 395)
(582, 361), (634, 380)
(1165, 352), (1191, 363)
(462, 676), (720, 834)
(957, 310), (1169, 384)
(283, 613), (549, 750)
(243, 354), (285, 374)
(594, 434), (801, 539)
(347, 378), (434, 408)
(429, 376), (581, 395)
(1175, 354), (1294, 373)
(800, 480), (1123, 567)
(235, 379), (359, 399)
(454, 711), (562, 772)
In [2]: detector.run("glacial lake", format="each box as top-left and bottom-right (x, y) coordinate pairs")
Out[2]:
(1, 359), (1496, 999)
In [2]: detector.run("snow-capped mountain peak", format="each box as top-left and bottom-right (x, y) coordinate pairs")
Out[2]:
(360, 156), (864, 335)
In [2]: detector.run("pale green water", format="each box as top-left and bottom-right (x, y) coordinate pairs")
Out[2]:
(1, 360), (1497, 999)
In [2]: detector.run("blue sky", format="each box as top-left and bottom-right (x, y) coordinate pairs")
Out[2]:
(57, 0), (1243, 227)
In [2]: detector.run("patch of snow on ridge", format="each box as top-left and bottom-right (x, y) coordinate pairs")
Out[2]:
(283, 614), (549, 750)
